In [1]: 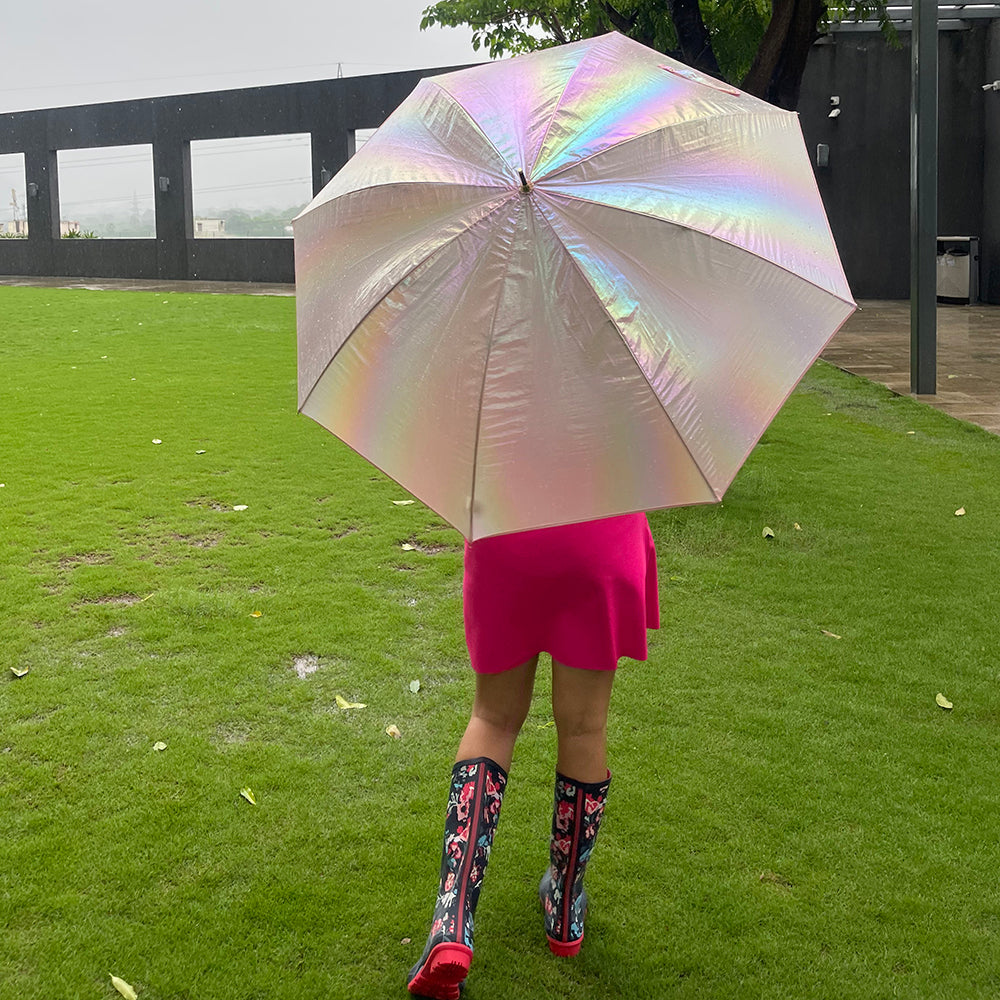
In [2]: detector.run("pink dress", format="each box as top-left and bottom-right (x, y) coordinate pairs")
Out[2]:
(463, 513), (659, 674)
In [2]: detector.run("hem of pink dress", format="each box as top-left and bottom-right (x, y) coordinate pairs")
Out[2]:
(470, 634), (657, 675)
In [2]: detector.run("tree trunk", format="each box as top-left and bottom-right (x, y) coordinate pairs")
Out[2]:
(741, 0), (824, 109)
(668, 0), (722, 77)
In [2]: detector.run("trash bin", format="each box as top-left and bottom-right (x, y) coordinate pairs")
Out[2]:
(936, 237), (979, 304)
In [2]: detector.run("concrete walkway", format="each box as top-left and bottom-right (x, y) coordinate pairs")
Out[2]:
(3, 275), (999, 435)
(823, 301), (1000, 435)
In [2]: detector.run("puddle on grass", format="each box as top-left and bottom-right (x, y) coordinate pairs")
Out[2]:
(292, 654), (320, 679)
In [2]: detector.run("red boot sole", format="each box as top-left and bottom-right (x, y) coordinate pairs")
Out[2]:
(546, 933), (583, 957)
(407, 942), (472, 999)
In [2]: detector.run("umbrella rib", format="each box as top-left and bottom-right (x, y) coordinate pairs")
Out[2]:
(537, 189), (856, 309)
(298, 193), (517, 416)
(530, 201), (721, 504)
(466, 224), (519, 540)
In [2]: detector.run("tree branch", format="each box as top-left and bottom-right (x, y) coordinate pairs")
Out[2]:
(667, 0), (721, 77)
(600, 1), (637, 34)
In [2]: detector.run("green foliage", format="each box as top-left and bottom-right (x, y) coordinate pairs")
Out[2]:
(0, 230), (28, 239)
(702, 0), (772, 83)
(62, 228), (100, 239)
(421, 0), (896, 87)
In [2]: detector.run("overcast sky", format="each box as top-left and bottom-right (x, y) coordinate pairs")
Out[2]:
(0, 0), (485, 225)
(1, 0), (482, 113)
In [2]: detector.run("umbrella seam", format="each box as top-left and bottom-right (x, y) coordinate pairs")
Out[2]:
(530, 199), (721, 505)
(536, 189), (856, 309)
(426, 78), (520, 184)
(297, 193), (517, 415)
(527, 34), (620, 181)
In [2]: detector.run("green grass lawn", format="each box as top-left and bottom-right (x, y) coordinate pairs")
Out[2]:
(2, 285), (999, 1000)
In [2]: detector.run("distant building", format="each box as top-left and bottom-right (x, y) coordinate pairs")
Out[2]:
(194, 218), (226, 238)
(2, 219), (28, 235)
(60, 221), (81, 236)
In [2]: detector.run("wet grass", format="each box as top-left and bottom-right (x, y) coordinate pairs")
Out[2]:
(1, 286), (998, 999)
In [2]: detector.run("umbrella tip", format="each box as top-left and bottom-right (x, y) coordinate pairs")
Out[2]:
(517, 169), (532, 194)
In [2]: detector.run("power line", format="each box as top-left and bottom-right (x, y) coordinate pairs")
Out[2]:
(0, 57), (432, 98)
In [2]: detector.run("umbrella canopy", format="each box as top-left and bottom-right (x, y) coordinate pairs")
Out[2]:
(294, 31), (856, 541)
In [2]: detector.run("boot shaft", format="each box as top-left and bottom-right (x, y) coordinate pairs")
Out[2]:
(543, 770), (611, 948)
(431, 757), (507, 948)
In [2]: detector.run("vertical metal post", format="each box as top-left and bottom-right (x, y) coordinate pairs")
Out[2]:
(910, 0), (938, 395)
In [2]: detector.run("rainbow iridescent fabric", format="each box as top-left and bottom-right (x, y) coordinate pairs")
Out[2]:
(294, 32), (856, 540)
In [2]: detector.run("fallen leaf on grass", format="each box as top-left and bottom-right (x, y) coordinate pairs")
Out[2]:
(935, 693), (953, 710)
(153, 741), (167, 752)
(196, 449), (206, 455)
(537, 720), (555, 729)
(820, 630), (842, 639)
(409, 679), (421, 694)
(240, 787), (257, 805)
(10, 666), (29, 678)
(335, 694), (367, 710)
(151, 439), (162, 445)
(249, 611), (262, 618)
(386, 724), (402, 739)
(400, 543), (416, 551)
(392, 500), (415, 506)
(955, 507), (966, 517)
(762, 526), (775, 539)
(907, 430), (916, 435)
(110, 974), (138, 1000)
(794, 523), (802, 531)
(233, 504), (249, 511)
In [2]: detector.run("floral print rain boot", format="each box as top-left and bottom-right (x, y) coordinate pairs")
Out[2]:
(539, 770), (611, 956)
(407, 757), (507, 999)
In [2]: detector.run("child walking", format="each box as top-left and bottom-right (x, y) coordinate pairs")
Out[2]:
(407, 511), (659, 999)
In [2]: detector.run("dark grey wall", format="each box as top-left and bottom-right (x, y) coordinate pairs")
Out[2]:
(799, 25), (996, 302)
(2, 30), (998, 301)
(0, 68), (471, 283)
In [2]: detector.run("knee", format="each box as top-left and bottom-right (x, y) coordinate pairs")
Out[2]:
(472, 700), (531, 737)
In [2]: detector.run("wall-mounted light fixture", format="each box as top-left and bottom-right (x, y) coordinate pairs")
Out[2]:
(158, 176), (170, 192)
(982, 81), (1000, 92)
(27, 182), (38, 198)
(828, 95), (841, 118)
(320, 167), (333, 186)
(816, 144), (830, 168)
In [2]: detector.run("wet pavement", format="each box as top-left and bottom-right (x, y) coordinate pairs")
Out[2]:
(823, 300), (1000, 435)
(0, 274), (296, 296)
(3, 275), (999, 435)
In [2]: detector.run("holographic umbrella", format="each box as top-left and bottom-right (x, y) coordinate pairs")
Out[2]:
(294, 31), (855, 541)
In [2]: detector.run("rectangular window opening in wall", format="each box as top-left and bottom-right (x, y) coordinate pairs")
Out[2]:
(190, 134), (312, 238)
(56, 144), (156, 238)
(0, 152), (28, 238)
(351, 128), (379, 157)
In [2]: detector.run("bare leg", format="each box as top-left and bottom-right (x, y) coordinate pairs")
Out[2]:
(551, 659), (615, 782)
(456, 655), (539, 771)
